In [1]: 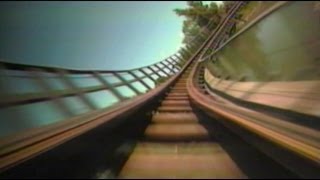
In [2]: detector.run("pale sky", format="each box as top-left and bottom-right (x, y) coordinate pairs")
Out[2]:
(0, 1), (224, 137)
(0, 1), (223, 70)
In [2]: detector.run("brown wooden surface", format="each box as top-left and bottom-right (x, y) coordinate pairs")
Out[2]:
(204, 69), (320, 117)
(152, 113), (198, 124)
(188, 62), (320, 178)
(119, 64), (246, 178)
(119, 142), (246, 179)
(0, 53), (193, 172)
(0, 2), (249, 175)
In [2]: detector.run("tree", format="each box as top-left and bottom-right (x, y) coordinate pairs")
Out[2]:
(174, 1), (224, 47)
(174, 1), (221, 29)
(174, 1), (246, 55)
(223, 1), (237, 13)
(181, 19), (201, 44)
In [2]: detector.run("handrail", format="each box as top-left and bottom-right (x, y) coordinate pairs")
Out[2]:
(181, 2), (245, 67)
(0, 1), (245, 172)
(187, 1), (320, 178)
(0, 52), (181, 73)
(0, 53), (183, 108)
(0, 75), (174, 171)
(199, 1), (288, 63)
(187, 64), (320, 178)
(198, 1), (248, 62)
(0, 41), (196, 172)
(0, 32), (190, 172)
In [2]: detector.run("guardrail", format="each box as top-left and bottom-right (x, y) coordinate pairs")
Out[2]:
(0, 49), (196, 172)
(0, 52), (190, 138)
(187, 1), (320, 178)
(0, 1), (244, 173)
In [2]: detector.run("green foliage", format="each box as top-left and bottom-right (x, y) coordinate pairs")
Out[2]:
(174, 1), (227, 46)
(175, 1), (221, 26)
(174, 1), (248, 53)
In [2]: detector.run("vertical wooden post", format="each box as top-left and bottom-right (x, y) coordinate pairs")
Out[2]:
(139, 68), (157, 82)
(113, 72), (141, 95)
(165, 59), (180, 72)
(92, 72), (126, 101)
(0, 63), (9, 98)
(147, 66), (163, 79)
(127, 71), (152, 90)
(56, 69), (97, 110)
(29, 68), (75, 116)
(169, 57), (183, 69)
(159, 61), (176, 75)
(174, 54), (186, 64)
(154, 64), (171, 77)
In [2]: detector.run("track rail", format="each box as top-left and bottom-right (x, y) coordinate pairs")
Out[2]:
(0, 1), (245, 173)
(0, 40), (193, 172)
(0, 51), (198, 171)
(3, 2), (316, 178)
(186, 1), (320, 178)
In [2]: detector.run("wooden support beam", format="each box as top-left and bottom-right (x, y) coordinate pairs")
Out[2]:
(165, 59), (180, 72)
(113, 72), (142, 95)
(174, 54), (186, 63)
(56, 69), (97, 110)
(127, 71), (152, 90)
(139, 69), (157, 82)
(169, 57), (183, 69)
(159, 61), (175, 75)
(92, 72), (126, 101)
(154, 64), (171, 77)
(147, 66), (163, 79)
(28, 68), (75, 116)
